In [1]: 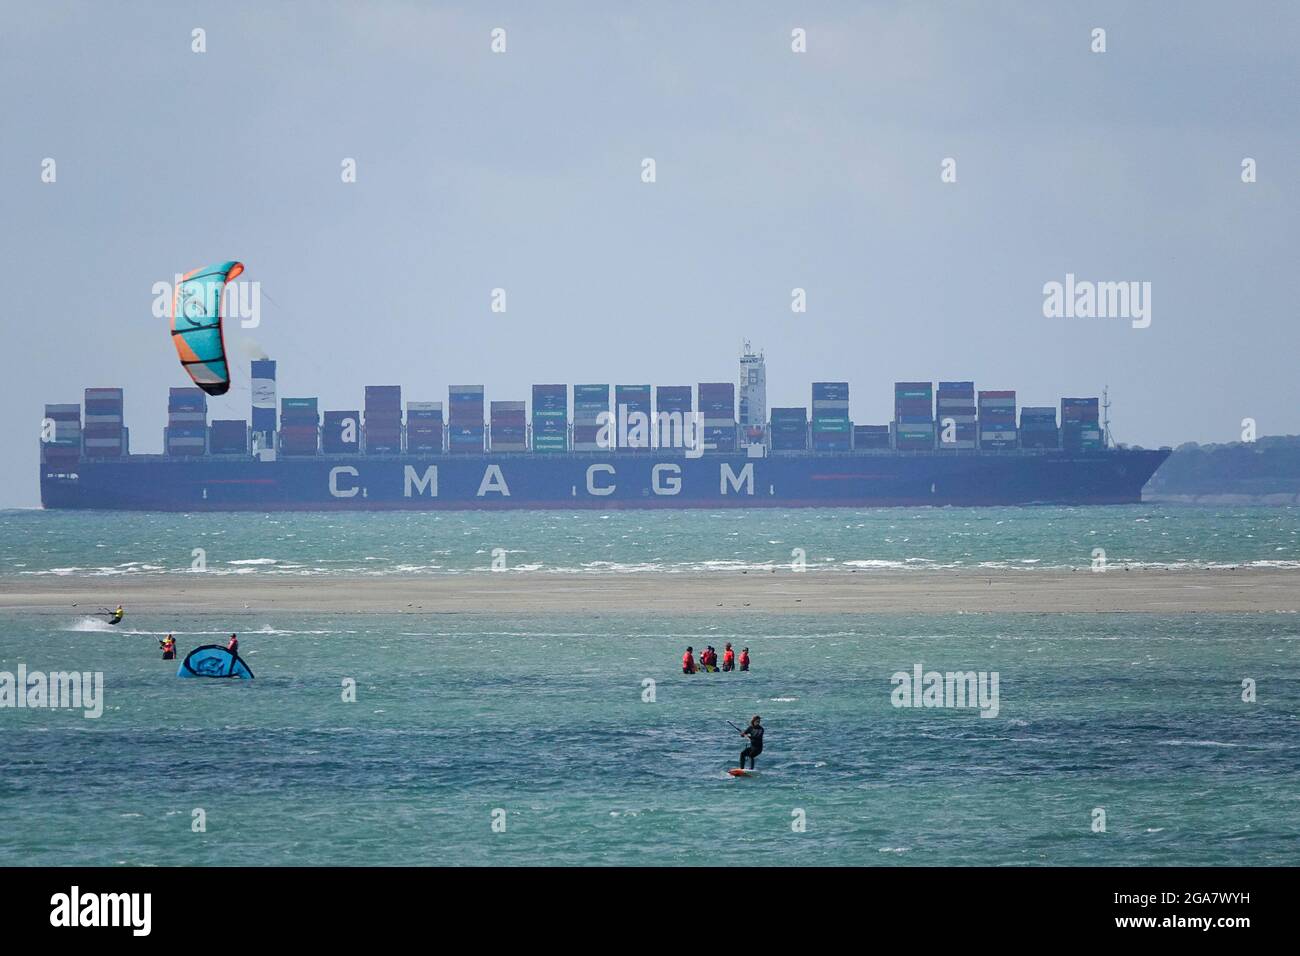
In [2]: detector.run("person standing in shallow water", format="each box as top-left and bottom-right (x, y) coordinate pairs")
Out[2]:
(739, 647), (750, 671)
(722, 643), (735, 671)
(682, 646), (696, 674)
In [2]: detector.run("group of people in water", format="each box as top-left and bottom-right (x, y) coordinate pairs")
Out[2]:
(106, 604), (241, 663)
(106, 604), (240, 665)
(157, 631), (238, 661)
(682, 643), (749, 674)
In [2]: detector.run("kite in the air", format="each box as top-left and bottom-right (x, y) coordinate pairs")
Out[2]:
(170, 261), (243, 395)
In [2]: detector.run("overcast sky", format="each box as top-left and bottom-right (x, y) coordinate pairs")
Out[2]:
(1, 1), (1297, 507)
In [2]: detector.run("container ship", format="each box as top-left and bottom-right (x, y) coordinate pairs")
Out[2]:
(39, 346), (1169, 511)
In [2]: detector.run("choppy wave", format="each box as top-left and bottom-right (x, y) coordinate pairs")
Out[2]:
(3, 506), (1298, 578)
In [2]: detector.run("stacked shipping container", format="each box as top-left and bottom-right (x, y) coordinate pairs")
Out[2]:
(614, 385), (652, 450)
(166, 387), (208, 456)
(654, 386), (692, 450)
(770, 408), (808, 451)
(209, 420), (249, 455)
(936, 381), (976, 450)
(1061, 398), (1103, 451)
(52, 356), (1114, 467)
(42, 403), (82, 466)
(279, 398), (319, 455)
(84, 388), (125, 457)
(1019, 407), (1059, 449)
(698, 383), (735, 452)
(811, 382), (850, 452)
(893, 382), (934, 450)
(853, 424), (890, 450)
(573, 384), (608, 451)
(531, 385), (567, 452)
(978, 390), (1017, 449)
(448, 386), (485, 454)
(490, 401), (527, 452)
(364, 385), (402, 454)
(406, 402), (443, 454)
(322, 410), (361, 454)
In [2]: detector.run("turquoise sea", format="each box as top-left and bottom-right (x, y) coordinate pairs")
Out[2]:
(1, 506), (1298, 866)
(1, 505), (1298, 575)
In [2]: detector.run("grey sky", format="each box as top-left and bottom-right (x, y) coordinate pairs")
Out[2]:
(2, 1), (1297, 507)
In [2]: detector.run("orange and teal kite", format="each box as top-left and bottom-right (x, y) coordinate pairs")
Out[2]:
(170, 261), (242, 395)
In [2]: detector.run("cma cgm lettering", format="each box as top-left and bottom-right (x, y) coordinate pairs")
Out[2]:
(42, 448), (1166, 510)
(322, 460), (759, 501)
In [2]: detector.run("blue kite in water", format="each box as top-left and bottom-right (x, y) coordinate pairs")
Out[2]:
(177, 644), (254, 679)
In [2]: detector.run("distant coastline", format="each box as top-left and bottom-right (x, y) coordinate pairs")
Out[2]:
(1146, 435), (1300, 503)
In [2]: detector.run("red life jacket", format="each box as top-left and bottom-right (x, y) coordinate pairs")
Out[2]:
(682, 652), (694, 668)
(739, 651), (749, 665)
(724, 649), (735, 665)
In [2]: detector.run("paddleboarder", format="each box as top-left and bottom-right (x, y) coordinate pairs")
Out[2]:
(735, 715), (764, 770)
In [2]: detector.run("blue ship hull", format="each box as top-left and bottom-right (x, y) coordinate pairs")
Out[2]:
(40, 449), (1170, 510)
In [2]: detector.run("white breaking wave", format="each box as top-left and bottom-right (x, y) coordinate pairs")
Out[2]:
(68, 617), (116, 632)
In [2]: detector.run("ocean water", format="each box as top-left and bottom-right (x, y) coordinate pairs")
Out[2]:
(1, 504), (1298, 575)
(1, 610), (1298, 866)
(2, 506), (1298, 866)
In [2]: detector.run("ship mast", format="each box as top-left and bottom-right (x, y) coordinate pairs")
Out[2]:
(1102, 385), (1113, 448)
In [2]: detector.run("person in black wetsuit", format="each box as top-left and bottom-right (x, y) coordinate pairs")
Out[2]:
(738, 715), (764, 770)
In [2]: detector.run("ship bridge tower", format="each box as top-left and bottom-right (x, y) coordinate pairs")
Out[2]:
(739, 341), (766, 449)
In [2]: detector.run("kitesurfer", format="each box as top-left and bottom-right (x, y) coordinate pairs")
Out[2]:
(682, 646), (696, 674)
(737, 715), (764, 770)
(226, 633), (239, 656)
(739, 647), (750, 671)
(108, 605), (124, 625)
(159, 634), (176, 660)
(722, 643), (735, 672)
